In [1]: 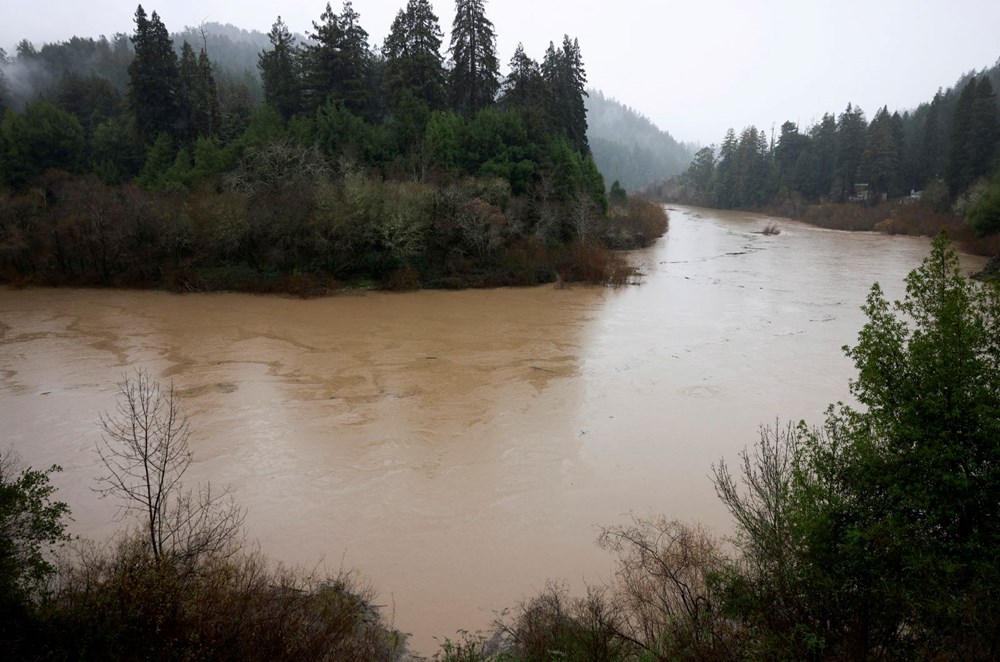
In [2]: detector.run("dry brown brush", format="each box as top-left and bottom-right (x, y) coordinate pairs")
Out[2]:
(41, 535), (404, 661)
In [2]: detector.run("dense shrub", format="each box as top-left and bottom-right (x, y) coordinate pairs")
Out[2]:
(40, 536), (404, 661)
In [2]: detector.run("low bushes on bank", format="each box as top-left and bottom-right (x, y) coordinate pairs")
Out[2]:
(0, 170), (669, 293)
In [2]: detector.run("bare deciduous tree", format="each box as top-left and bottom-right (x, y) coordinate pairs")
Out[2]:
(598, 516), (734, 658)
(97, 368), (243, 563)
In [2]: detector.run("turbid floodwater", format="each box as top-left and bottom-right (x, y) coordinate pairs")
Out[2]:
(0, 205), (987, 653)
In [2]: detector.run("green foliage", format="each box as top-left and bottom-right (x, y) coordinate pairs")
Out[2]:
(448, 0), (500, 116)
(967, 171), (1000, 235)
(801, 236), (1000, 655)
(258, 16), (302, 120)
(54, 74), (122, 136)
(424, 110), (465, 172)
(608, 180), (626, 205)
(715, 236), (1000, 658)
(0, 0), (638, 292)
(836, 103), (867, 199)
(137, 131), (177, 188)
(42, 539), (405, 661)
(861, 106), (902, 201)
(304, 1), (372, 117)
(0, 454), (70, 613)
(0, 99), (85, 187)
(383, 0), (446, 113)
(542, 36), (590, 155)
(948, 77), (1000, 197)
(128, 6), (181, 144)
(669, 57), (1000, 217)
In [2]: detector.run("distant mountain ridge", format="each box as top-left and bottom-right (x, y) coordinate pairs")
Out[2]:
(586, 89), (695, 191)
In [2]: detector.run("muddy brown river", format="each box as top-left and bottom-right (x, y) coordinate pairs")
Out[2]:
(0, 206), (987, 653)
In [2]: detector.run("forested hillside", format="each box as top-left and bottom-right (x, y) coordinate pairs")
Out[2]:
(0, 1), (667, 292)
(657, 58), (1000, 246)
(586, 89), (694, 191)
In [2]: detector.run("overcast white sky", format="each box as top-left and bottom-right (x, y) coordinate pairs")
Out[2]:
(2, 0), (999, 145)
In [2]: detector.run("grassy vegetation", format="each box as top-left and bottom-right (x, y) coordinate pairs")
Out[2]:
(798, 200), (1000, 256)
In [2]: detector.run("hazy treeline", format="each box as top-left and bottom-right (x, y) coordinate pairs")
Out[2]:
(0, 1), (668, 292)
(657, 59), (1000, 240)
(585, 89), (695, 191)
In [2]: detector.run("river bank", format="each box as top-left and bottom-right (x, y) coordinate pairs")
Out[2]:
(764, 198), (1000, 259)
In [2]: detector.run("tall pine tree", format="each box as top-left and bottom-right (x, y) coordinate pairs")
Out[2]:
(500, 43), (550, 137)
(127, 5), (181, 144)
(304, 2), (372, 116)
(969, 78), (1000, 184)
(836, 103), (867, 200)
(383, 0), (446, 113)
(862, 106), (901, 201)
(542, 36), (589, 155)
(258, 16), (302, 120)
(920, 91), (946, 184)
(448, 0), (499, 116)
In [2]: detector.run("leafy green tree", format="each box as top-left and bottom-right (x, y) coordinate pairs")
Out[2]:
(258, 16), (302, 120)
(423, 109), (464, 172)
(796, 236), (1000, 656)
(716, 237), (1000, 658)
(138, 131), (176, 187)
(0, 99), (85, 187)
(967, 170), (1000, 235)
(448, 0), (500, 116)
(128, 5), (181, 144)
(383, 0), (446, 113)
(0, 452), (70, 614)
(303, 2), (372, 117)
(54, 74), (122, 137)
(734, 125), (773, 207)
(91, 114), (146, 183)
(711, 128), (738, 207)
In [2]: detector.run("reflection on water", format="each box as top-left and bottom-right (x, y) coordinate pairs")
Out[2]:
(0, 206), (986, 653)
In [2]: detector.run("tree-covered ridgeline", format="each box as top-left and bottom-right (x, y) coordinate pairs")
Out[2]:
(585, 89), (695, 191)
(0, 2), (668, 292)
(658, 61), (1000, 247)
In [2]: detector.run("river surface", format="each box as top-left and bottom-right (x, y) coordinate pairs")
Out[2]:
(0, 206), (986, 653)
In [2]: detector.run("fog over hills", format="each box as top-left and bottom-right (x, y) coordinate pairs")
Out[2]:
(585, 89), (695, 192)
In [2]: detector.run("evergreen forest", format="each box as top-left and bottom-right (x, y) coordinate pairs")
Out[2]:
(659, 61), (1000, 252)
(0, 1), (667, 293)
